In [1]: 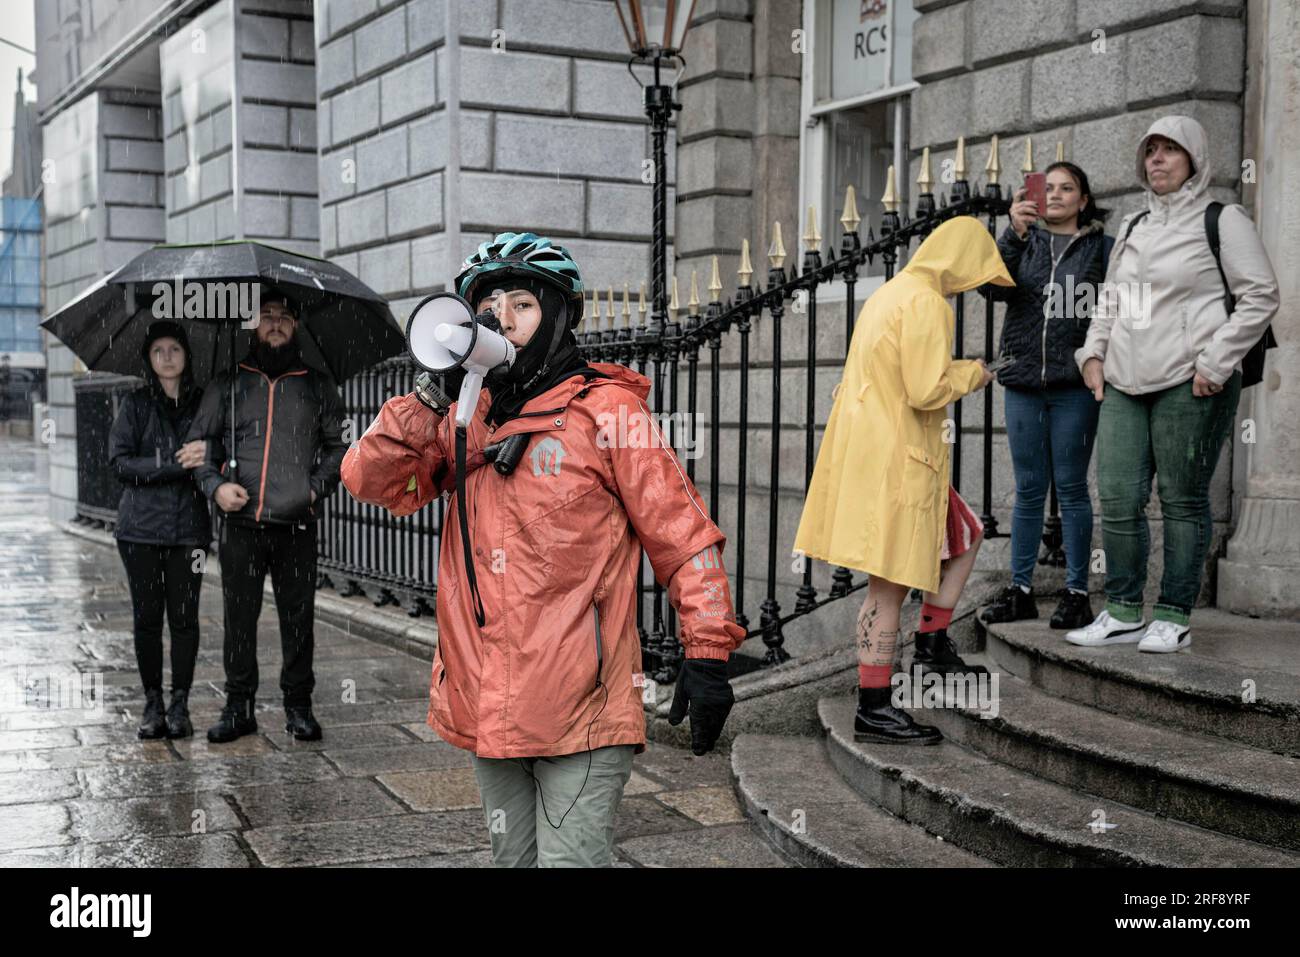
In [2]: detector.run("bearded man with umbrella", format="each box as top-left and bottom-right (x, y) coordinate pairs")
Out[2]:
(44, 240), (406, 744)
(178, 286), (346, 742)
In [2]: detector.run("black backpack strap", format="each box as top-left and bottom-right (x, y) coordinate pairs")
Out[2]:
(1205, 201), (1277, 387)
(1204, 201), (1235, 314)
(1120, 210), (1149, 244)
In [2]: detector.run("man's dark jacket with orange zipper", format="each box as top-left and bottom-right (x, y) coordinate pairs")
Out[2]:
(185, 353), (347, 527)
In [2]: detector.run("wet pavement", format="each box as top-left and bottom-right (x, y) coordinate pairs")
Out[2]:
(0, 437), (789, 867)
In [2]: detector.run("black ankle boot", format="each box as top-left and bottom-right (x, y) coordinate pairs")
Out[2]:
(284, 704), (322, 741)
(980, 585), (1037, 623)
(138, 689), (167, 740)
(1050, 590), (1094, 630)
(207, 697), (257, 743)
(912, 629), (989, 679)
(165, 689), (192, 739)
(854, 686), (942, 745)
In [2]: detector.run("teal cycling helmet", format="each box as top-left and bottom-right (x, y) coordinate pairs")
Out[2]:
(455, 232), (585, 327)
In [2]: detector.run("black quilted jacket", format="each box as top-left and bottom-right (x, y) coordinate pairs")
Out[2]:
(979, 221), (1114, 389)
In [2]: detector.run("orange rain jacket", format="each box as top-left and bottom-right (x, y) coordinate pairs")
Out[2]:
(340, 362), (746, 758)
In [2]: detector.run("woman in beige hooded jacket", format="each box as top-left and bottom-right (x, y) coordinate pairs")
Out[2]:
(1069, 115), (1280, 653)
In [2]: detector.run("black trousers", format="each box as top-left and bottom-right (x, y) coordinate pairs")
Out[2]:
(116, 540), (203, 693)
(218, 520), (317, 708)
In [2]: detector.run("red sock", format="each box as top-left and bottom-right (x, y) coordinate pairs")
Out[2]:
(858, 664), (892, 689)
(919, 603), (953, 632)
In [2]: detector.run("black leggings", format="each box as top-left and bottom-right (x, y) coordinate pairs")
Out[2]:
(116, 540), (203, 693)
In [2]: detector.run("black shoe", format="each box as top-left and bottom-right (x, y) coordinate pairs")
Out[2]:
(207, 698), (257, 743)
(980, 585), (1038, 624)
(138, 689), (167, 740)
(165, 689), (192, 739)
(1050, 590), (1094, 630)
(285, 705), (322, 741)
(853, 686), (942, 745)
(912, 629), (990, 679)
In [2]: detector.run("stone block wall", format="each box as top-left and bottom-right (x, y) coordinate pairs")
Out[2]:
(162, 0), (319, 252)
(315, 0), (675, 326)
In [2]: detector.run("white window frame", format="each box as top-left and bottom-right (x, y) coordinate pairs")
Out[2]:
(798, 0), (918, 303)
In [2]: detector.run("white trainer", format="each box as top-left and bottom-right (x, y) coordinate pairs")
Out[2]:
(1137, 619), (1191, 653)
(1065, 610), (1147, 647)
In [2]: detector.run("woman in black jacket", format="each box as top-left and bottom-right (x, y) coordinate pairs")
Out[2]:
(980, 162), (1113, 629)
(108, 320), (211, 738)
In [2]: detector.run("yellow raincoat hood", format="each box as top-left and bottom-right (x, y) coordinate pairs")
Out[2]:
(793, 217), (1007, 592)
(903, 216), (1015, 295)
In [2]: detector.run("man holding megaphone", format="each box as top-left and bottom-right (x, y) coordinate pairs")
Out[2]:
(341, 232), (746, 867)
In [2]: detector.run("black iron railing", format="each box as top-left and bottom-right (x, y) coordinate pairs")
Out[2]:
(72, 175), (1075, 682)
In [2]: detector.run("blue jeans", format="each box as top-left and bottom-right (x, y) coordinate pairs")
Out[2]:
(1003, 385), (1100, 592)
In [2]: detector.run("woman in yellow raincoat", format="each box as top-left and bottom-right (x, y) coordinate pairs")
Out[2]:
(794, 217), (1014, 745)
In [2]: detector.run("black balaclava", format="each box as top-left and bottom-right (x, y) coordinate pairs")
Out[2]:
(477, 274), (595, 427)
(140, 320), (199, 421)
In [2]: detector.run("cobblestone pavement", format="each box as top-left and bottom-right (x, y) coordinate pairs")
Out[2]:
(0, 437), (790, 867)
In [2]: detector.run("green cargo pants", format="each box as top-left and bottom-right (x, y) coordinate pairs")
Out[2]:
(471, 745), (636, 867)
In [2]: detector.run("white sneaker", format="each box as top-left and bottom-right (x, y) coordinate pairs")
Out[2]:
(1137, 619), (1191, 653)
(1065, 610), (1147, 647)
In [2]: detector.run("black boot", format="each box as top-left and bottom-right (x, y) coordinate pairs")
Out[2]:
(912, 629), (990, 679)
(980, 585), (1037, 623)
(854, 686), (942, 745)
(285, 704), (322, 741)
(138, 689), (167, 740)
(207, 697), (257, 743)
(1050, 590), (1094, 630)
(165, 689), (192, 739)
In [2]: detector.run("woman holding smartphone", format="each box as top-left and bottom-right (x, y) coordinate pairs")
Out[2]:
(979, 161), (1113, 630)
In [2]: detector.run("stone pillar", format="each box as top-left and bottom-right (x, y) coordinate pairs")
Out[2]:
(161, 0), (318, 253)
(1217, 0), (1300, 618)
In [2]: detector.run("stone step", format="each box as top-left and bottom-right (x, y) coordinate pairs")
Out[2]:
(980, 607), (1300, 757)
(818, 695), (1300, 867)
(730, 733), (991, 868)
(916, 664), (1300, 851)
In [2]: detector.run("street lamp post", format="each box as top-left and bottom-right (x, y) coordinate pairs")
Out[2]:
(614, 1), (697, 682)
(613, 1), (697, 339)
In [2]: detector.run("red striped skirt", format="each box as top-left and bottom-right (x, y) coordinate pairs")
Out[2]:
(941, 487), (983, 560)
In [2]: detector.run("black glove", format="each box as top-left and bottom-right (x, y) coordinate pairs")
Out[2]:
(668, 658), (734, 755)
(413, 371), (452, 415)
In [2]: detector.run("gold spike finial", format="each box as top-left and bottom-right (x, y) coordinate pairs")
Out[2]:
(881, 165), (899, 212)
(802, 205), (821, 251)
(708, 255), (722, 301)
(917, 147), (933, 192)
(637, 281), (647, 324)
(954, 136), (967, 178)
(621, 282), (630, 324)
(669, 274), (680, 316)
(590, 289), (600, 328)
(767, 221), (786, 269)
(985, 134), (1001, 185)
(1055, 140), (1065, 163)
(606, 287), (615, 330)
(738, 238), (753, 287)
(840, 184), (861, 233)
(1021, 138), (1034, 173)
(688, 269), (701, 316)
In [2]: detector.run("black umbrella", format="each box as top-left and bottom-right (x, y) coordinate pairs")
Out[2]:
(43, 240), (407, 479)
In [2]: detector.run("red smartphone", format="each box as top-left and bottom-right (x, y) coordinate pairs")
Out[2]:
(1023, 172), (1046, 217)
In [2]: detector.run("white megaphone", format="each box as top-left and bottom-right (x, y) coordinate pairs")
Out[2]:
(405, 292), (516, 429)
